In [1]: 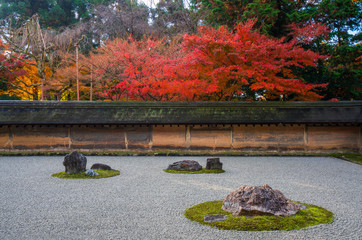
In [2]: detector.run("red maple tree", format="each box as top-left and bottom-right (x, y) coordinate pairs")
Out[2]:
(91, 36), (215, 101)
(88, 21), (327, 101)
(182, 20), (328, 100)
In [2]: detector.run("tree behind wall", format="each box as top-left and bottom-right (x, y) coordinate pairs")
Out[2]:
(0, 0), (113, 29)
(192, 0), (310, 37)
(0, 15), (91, 100)
(193, 0), (362, 100)
(86, 22), (328, 101)
(315, 0), (362, 100)
(0, 41), (27, 99)
(182, 21), (327, 101)
(150, 0), (199, 37)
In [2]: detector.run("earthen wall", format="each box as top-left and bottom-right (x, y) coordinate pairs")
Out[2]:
(0, 124), (360, 153)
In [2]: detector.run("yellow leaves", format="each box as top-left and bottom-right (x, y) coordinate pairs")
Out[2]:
(0, 62), (48, 100)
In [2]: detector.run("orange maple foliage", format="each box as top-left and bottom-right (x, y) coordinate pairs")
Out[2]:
(5, 63), (45, 100)
(47, 49), (95, 101)
(0, 41), (43, 100)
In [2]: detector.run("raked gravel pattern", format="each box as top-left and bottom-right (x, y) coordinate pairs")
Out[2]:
(0, 156), (361, 240)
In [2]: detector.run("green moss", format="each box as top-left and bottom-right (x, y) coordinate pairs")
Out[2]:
(184, 200), (334, 231)
(163, 169), (225, 174)
(51, 169), (120, 179)
(330, 153), (362, 165)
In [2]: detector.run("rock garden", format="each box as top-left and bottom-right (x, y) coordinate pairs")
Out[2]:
(185, 184), (334, 231)
(164, 158), (225, 174)
(51, 152), (335, 232)
(2, 155), (359, 239)
(51, 151), (120, 179)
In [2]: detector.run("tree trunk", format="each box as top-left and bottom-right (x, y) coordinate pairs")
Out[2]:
(90, 64), (93, 101)
(40, 78), (44, 101)
(76, 45), (79, 101)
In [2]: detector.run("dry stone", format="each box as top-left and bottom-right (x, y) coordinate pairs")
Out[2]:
(63, 151), (87, 174)
(222, 184), (300, 217)
(206, 158), (223, 170)
(85, 169), (99, 176)
(91, 163), (113, 171)
(167, 160), (202, 171)
(204, 215), (227, 223)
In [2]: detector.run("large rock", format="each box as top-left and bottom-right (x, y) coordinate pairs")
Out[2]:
(167, 160), (202, 171)
(206, 158), (223, 170)
(63, 151), (87, 174)
(222, 184), (300, 217)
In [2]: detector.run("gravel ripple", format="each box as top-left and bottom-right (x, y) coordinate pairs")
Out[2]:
(0, 156), (361, 240)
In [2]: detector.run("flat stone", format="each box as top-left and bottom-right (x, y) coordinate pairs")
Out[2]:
(85, 169), (99, 176)
(222, 184), (300, 217)
(297, 204), (308, 209)
(91, 163), (113, 171)
(204, 215), (228, 223)
(167, 160), (202, 171)
(206, 158), (223, 170)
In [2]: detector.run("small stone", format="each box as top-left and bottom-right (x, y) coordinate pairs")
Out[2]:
(91, 163), (113, 171)
(297, 204), (308, 209)
(222, 184), (300, 217)
(85, 169), (99, 176)
(204, 215), (228, 223)
(63, 151), (87, 174)
(206, 158), (223, 170)
(167, 160), (202, 171)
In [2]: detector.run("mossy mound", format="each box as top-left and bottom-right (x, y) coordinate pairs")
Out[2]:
(52, 169), (120, 179)
(185, 200), (334, 231)
(163, 169), (225, 174)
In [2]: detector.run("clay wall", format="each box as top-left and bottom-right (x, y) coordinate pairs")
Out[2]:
(0, 124), (360, 153)
(1, 101), (360, 153)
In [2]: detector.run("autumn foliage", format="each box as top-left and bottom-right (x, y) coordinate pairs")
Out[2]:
(182, 21), (328, 100)
(89, 36), (216, 101)
(2, 21), (328, 101)
(85, 21), (327, 101)
(0, 41), (29, 99)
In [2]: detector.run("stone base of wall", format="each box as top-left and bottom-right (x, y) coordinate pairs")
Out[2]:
(1, 124), (360, 153)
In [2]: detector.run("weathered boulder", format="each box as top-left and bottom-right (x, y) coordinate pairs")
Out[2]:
(167, 160), (202, 171)
(91, 163), (113, 171)
(63, 151), (87, 174)
(222, 184), (300, 217)
(85, 169), (99, 176)
(206, 158), (223, 170)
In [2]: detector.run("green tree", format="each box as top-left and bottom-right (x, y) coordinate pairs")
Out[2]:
(150, 0), (199, 37)
(0, 0), (111, 29)
(193, 0), (314, 37)
(316, 0), (361, 46)
(303, 0), (362, 100)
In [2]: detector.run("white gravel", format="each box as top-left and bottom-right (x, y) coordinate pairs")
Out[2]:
(0, 156), (361, 240)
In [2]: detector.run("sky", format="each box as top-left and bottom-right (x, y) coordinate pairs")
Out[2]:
(140, 0), (191, 8)
(140, 0), (160, 8)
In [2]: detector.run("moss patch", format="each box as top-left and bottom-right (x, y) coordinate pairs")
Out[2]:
(163, 169), (225, 174)
(330, 153), (362, 165)
(185, 200), (334, 231)
(52, 169), (120, 179)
